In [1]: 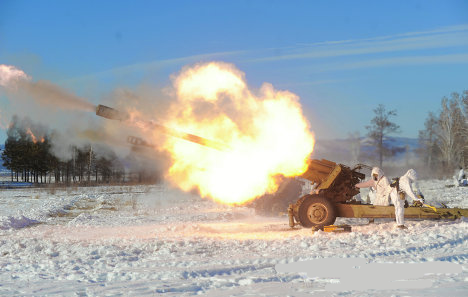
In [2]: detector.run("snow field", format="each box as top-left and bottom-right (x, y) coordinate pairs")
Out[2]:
(0, 181), (467, 296)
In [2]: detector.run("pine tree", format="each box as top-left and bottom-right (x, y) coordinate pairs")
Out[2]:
(366, 104), (400, 168)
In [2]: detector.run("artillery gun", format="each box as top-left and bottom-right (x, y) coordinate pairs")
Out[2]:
(288, 159), (365, 228)
(94, 105), (468, 227)
(251, 159), (365, 219)
(288, 159), (468, 229)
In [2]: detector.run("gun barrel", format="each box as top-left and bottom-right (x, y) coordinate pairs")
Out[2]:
(96, 104), (228, 151)
(96, 104), (129, 121)
(163, 128), (229, 151)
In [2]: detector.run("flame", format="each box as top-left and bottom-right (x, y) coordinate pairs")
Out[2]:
(26, 128), (38, 144)
(154, 62), (314, 205)
(26, 128), (44, 144)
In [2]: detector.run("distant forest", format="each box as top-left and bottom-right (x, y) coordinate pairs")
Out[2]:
(2, 89), (467, 185)
(321, 90), (468, 178)
(417, 91), (468, 176)
(1, 115), (158, 185)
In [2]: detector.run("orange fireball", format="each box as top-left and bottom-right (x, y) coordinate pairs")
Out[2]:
(158, 62), (315, 205)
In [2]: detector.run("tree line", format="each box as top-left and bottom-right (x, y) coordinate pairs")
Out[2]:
(362, 90), (467, 178)
(418, 91), (468, 176)
(4, 89), (467, 185)
(1, 116), (125, 184)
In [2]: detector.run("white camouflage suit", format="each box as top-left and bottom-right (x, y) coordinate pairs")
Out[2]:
(390, 169), (423, 226)
(355, 167), (391, 206)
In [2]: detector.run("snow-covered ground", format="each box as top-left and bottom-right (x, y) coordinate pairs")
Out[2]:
(0, 180), (467, 296)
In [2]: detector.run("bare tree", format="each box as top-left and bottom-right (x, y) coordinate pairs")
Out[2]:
(436, 94), (466, 172)
(418, 112), (440, 171)
(366, 104), (400, 168)
(460, 90), (468, 167)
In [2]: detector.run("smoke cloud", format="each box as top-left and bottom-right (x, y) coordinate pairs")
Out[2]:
(0, 62), (316, 204)
(0, 64), (101, 161)
(0, 64), (172, 180)
(20, 80), (95, 112)
(0, 64), (95, 112)
(0, 65), (30, 87)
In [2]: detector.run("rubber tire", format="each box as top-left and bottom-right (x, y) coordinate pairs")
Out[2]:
(298, 194), (336, 228)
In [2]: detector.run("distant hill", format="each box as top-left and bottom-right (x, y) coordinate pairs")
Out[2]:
(313, 136), (419, 166)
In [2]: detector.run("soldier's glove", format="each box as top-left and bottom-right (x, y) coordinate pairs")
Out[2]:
(413, 200), (423, 207)
(417, 194), (425, 202)
(404, 200), (409, 208)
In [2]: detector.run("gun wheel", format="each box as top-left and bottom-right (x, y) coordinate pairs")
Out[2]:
(298, 194), (336, 228)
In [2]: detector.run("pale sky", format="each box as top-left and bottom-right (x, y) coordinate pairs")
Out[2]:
(1, 0), (468, 142)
